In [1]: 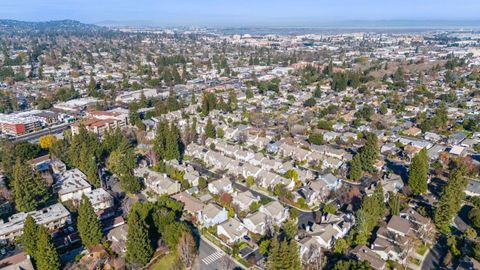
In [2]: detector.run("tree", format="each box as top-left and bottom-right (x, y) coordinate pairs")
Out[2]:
(217, 127), (225, 138)
(176, 232), (197, 268)
(354, 184), (385, 245)
(259, 239), (270, 254)
(359, 133), (379, 172)
(334, 238), (348, 254)
(283, 219), (298, 241)
(204, 118), (216, 139)
(19, 215), (38, 257)
(126, 209), (153, 265)
(246, 176), (255, 187)
(408, 148), (428, 195)
(303, 97), (316, 107)
(120, 173), (142, 194)
(348, 154), (363, 181)
(284, 169), (299, 182)
(308, 133), (324, 145)
(36, 226), (60, 270)
(39, 135), (57, 149)
(388, 192), (401, 216)
(469, 208), (480, 229)
(12, 160), (46, 212)
(323, 203), (337, 215)
(434, 168), (468, 233)
(77, 195), (102, 248)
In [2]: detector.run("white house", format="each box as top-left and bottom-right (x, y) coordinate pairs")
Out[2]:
(208, 178), (233, 195)
(197, 203), (228, 228)
(217, 218), (247, 244)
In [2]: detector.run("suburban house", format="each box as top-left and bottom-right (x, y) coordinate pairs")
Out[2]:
(208, 177), (233, 195)
(351, 245), (387, 270)
(232, 190), (260, 212)
(259, 201), (289, 224)
(172, 192), (205, 219)
(317, 173), (342, 191)
(142, 170), (181, 195)
(197, 203), (228, 228)
(371, 215), (414, 264)
(243, 211), (268, 235)
(217, 218), (247, 244)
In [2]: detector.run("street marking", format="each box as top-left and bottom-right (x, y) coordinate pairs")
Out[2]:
(202, 251), (224, 265)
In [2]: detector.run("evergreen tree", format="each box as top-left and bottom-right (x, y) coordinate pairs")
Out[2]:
(77, 195), (102, 248)
(153, 121), (169, 160)
(19, 215), (38, 257)
(204, 118), (216, 139)
(266, 237), (280, 269)
(126, 209), (153, 265)
(79, 144), (100, 188)
(165, 123), (181, 160)
(354, 184), (385, 244)
(435, 168), (468, 233)
(12, 160), (46, 212)
(36, 226), (60, 270)
(408, 148), (428, 195)
(227, 89), (238, 111)
(359, 132), (379, 172)
(348, 154), (363, 181)
(87, 76), (97, 97)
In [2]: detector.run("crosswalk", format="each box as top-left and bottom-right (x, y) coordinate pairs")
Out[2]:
(202, 251), (225, 265)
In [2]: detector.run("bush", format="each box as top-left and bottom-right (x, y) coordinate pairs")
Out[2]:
(308, 133), (324, 145)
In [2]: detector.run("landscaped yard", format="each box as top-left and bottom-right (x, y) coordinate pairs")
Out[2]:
(416, 243), (430, 256)
(151, 253), (177, 270)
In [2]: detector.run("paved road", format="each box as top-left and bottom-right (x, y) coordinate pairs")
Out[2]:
(12, 123), (71, 143)
(197, 237), (242, 270)
(421, 236), (447, 270)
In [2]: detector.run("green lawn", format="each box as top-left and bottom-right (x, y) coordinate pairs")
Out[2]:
(151, 253), (177, 270)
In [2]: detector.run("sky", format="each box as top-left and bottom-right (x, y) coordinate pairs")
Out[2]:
(1, 0), (480, 27)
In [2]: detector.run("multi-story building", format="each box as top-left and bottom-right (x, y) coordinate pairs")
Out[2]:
(0, 203), (71, 243)
(53, 168), (92, 202)
(0, 114), (42, 136)
(71, 109), (128, 137)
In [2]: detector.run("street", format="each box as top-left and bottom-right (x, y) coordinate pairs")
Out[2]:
(197, 237), (242, 270)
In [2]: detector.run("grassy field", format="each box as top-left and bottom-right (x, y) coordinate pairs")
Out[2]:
(151, 253), (177, 270)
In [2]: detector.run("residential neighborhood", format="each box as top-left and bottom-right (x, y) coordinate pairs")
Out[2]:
(0, 8), (480, 270)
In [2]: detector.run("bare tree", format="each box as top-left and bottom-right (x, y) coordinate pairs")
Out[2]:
(177, 232), (197, 269)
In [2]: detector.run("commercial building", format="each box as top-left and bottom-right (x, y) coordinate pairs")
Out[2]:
(0, 113), (42, 136)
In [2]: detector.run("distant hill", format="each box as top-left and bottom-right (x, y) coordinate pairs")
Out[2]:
(0, 19), (112, 35)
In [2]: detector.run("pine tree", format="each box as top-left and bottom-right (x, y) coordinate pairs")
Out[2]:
(434, 168), (468, 233)
(348, 154), (363, 181)
(36, 226), (60, 270)
(153, 121), (169, 160)
(266, 237), (280, 270)
(288, 241), (302, 270)
(408, 148), (428, 195)
(204, 118), (216, 139)
(12, 160), (46, 212)
(359, 132), (379, 172)
(19, 215), (38, 257)
(126, 209), (153, 265)
(165, 123), (181, 161)
(77, 195), (102, 248)
(79, 144), (100, 188)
